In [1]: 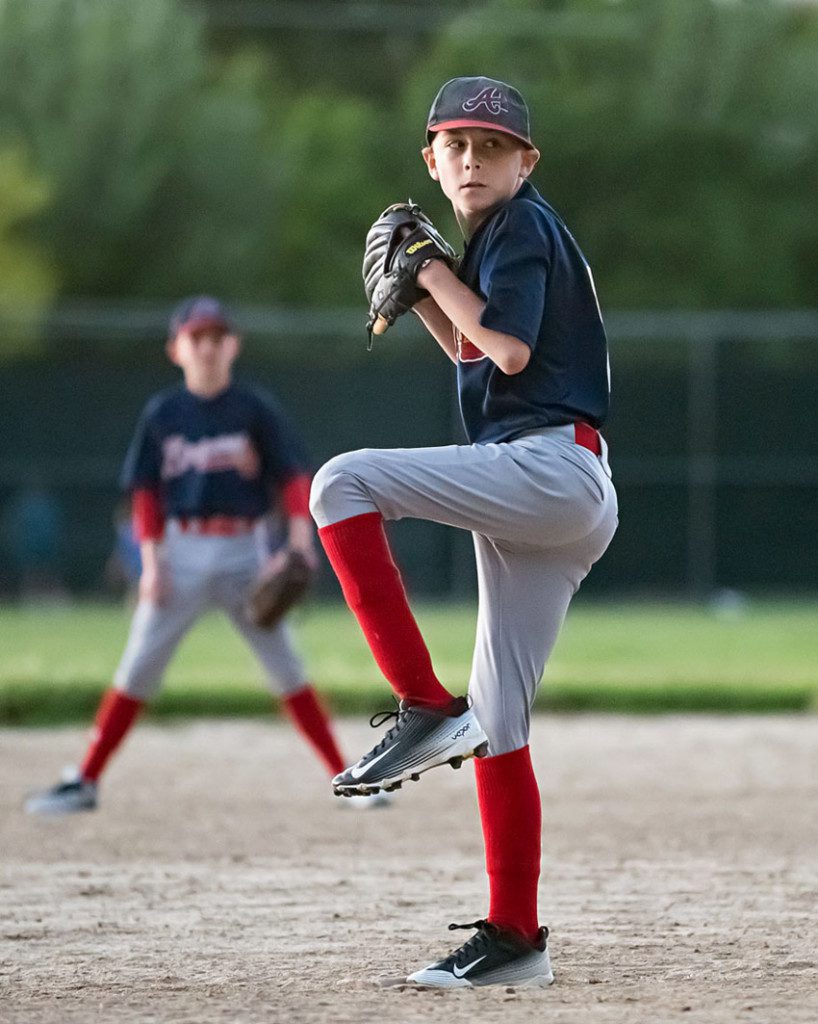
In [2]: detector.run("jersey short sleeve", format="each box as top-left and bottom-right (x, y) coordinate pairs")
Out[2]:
(478, 200), (551, 349)
(251, 390), (310, 483)
(119, 397), (163, 491)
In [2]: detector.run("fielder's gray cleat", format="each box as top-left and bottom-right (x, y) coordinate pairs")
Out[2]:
(332, 697), (488, 795)
(24, 767), (98, 816)
(407, 920), (554, 989)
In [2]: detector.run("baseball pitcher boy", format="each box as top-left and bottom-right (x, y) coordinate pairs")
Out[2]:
(26, 297), (383, 814)
(310, 77), (618, 986)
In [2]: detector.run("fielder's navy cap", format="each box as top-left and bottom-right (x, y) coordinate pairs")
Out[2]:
(169, 296), (234, 338)
(426, 76), (534, 149)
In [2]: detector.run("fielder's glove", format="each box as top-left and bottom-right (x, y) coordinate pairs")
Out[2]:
(245, 551), (315, 629)
(362, 201), (456, 345)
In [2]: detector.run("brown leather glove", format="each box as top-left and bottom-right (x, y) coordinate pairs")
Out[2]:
(245, 551), (315, 629)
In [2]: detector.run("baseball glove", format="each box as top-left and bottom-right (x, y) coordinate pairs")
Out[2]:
(245, 551), (315, 629)
(363, 201), (456, 344)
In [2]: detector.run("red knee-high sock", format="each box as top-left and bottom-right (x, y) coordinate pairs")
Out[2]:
(282, 685), (345, 777)
(475, 745), (541, 943)
(80, 689), (144, 782)
(318, 512), (453, 708)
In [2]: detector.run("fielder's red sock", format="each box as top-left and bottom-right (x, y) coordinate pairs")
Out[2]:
(80, 689), (144, 782)
(318, 512), (453, 709)
(282, 685), (345, 777)
(475, 745), (542, 943)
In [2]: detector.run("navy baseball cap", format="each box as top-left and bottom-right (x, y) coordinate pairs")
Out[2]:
(426, 76), (534, 149)
(169, 296), (234, 338)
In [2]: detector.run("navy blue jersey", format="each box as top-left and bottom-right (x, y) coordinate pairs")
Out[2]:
(120, 383), (309, 518)
(455, 180), (610, 444)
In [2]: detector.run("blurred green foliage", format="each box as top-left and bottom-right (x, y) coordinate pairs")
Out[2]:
(0, 0), (279, 299)
(0, 0), (816, 320)
(0, 144), (56, 351)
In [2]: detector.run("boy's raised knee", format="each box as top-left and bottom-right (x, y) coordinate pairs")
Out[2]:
(309, 450), (374, 527)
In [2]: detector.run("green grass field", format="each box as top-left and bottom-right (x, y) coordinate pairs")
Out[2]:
(0, 600), (816, 724)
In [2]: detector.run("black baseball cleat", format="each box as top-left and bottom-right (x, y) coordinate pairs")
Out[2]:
(406, 920), (554, 989)
(332, 696), (488, 795)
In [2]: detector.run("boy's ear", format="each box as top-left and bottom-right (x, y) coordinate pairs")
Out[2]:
(421, 145), (439, 181)
(520, 146), (541, 179)
(165, 337), (180, 365)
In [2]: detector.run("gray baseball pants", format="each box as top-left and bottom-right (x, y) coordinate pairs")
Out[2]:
(114, 522), (306, 701)
(310, 424), (618, 756)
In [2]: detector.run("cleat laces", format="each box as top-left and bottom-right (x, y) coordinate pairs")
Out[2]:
(366, 700), (410, 757)
(438, 920), (496, 969)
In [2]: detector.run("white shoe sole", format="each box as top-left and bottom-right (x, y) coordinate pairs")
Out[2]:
(334, 729), (489, 796)
(407, 961), (554, 989)
(406, 970), (554, 989)
(337, 792), (392, 809)
(24, 797), (97, 816)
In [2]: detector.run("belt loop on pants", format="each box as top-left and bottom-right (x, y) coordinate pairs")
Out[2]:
(574, 421), (602, 455)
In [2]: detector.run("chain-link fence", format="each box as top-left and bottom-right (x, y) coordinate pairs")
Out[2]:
(1, 305), (816, 598)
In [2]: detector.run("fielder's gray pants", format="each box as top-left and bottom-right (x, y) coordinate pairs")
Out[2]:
(114, 522), (306, 701)
(310, 425), (618, 756)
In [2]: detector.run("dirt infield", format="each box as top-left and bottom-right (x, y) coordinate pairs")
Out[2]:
(2, 716), (817, 1023)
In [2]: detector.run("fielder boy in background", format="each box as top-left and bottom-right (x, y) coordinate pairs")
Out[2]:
(27, 297), (382, 814)
(310, 78), (618, 986)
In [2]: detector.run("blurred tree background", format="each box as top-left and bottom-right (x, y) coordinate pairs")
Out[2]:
(0, 0), (816, 322)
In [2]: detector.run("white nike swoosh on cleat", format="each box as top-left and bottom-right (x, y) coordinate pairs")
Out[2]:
(452, 955), (487, 978)
(349, 747), (392, 780)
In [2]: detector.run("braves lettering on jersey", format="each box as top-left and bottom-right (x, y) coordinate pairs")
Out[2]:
(455, 180), (610, 445)
(121, 384), (308, 517)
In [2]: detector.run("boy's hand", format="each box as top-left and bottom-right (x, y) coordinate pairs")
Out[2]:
(363, 202), (456, 341)
(138, 560), (171, 605)
(285, 515), (319, 571)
